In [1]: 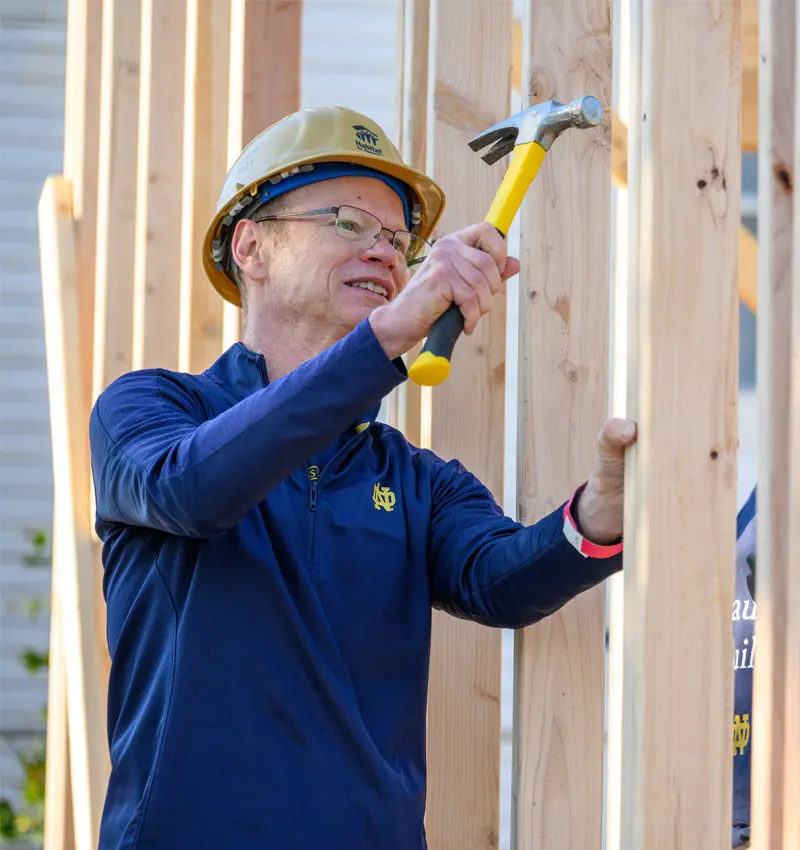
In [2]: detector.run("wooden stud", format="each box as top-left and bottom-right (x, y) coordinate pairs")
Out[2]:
(619, 2), (740, 848)
(93, 0), (141, 398)
(223, 0), (303, 350)
(39, 175), (112, 850)
(752, 1), (795, 847)
(786, 10), (800, 828)
(42, 526), (75, 850)
(179, 0), (230, 373)
(63, 0), (103, 414)
(512, 2), (612, 848)
(132, 0), (189, 371)
(514, 15), (758, 314)
(391, 0), (430, 444)
(742, 0), (759, 151)
(423, 2), (510, 847)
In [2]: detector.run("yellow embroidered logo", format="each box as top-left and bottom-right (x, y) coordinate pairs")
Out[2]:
(372, 482), (396, 512)
(733, 713), (750, 756)
(308, 466), (320, 482)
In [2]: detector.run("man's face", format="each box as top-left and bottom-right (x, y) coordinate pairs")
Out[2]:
(235, 175), (412, 341)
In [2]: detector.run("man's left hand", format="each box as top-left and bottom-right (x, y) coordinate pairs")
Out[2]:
(575, 417), (638, 544)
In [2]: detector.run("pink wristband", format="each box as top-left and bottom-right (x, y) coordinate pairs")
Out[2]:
(562, 482), (624, 559)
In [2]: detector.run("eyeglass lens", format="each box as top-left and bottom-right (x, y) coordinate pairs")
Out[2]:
(334, 205), (428, 265)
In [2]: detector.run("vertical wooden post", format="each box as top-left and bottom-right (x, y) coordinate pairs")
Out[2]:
(63, 0), (103, 413)
(605, 2), (636, 847)
(512, 2), (612, 848)
(49, 3), (104, 846)
(39, 176), (112, 850)
(43, 527), (75, 850)
(753, 1), (797, 847)
(180, 0), (229, 373)
(390, 0), (429, 443)
(423, 2), (510, 847)
(132, 0), (188, 371)
(93, 0), (141, 398)
(223, 0), (303, 350)
(620, 1), (740, 848)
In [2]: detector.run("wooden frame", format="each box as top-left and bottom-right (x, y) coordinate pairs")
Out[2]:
(36, 1), (797, 847)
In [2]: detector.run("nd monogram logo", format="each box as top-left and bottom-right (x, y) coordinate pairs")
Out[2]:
(733, 713), (751, 756)
(373, 481), (396, 512)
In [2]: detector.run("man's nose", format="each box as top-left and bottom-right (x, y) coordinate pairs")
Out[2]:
(363, 233), (398, 266)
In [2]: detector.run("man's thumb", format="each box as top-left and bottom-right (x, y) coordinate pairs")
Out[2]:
(596, 418), (636, 463)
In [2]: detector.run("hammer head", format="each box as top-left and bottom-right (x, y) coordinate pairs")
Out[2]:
(469, 95), (604, 165)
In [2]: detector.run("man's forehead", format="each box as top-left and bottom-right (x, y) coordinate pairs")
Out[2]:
(299, 176), (407, 227)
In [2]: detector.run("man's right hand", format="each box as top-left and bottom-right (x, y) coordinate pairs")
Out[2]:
(369, 221), (520, 360)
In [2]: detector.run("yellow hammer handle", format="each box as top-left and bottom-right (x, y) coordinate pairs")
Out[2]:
(407, 140), (548, 387)
(485, 140), (547, 234)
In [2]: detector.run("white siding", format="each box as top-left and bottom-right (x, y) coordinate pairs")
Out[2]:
(0, 0), (66, 819)
(300, 0), (401, 144)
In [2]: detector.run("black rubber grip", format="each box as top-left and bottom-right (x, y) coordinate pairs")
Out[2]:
(418, 303), (464, 363)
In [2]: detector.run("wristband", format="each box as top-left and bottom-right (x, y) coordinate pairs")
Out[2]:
(562, 482), (624, 559)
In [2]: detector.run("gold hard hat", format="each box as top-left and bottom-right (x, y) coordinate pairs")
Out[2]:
(202, 105), (447, 307)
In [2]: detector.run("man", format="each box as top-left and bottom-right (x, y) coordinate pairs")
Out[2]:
(89, 105), (636, 850)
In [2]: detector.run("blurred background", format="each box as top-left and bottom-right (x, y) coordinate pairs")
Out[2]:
(0, 0), (758, 846)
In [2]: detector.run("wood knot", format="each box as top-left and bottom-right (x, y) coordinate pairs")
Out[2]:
(774, 163), (793, 194)
(710, 449), (719, 460)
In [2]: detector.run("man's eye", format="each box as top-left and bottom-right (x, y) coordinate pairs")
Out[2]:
(335, 219), (358, 232)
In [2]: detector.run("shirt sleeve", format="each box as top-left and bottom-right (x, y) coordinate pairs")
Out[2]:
(427, 456), (622, 629)
(89, 320), (406, 538)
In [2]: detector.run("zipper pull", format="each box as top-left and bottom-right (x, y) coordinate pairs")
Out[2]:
(309, 480), (318, 511)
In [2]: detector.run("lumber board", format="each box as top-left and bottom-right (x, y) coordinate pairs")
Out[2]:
(514, 18), (758, 315)
(512, 2), (612, 848)
(179, 0), (229, 373)
(38, 175), (111, 850)
(132, 0), (188, 371)
(513, 10), (758, 151)
(224, 0), (303, 350)
(619, 2), (739, 848)
(62, 0), (102, 414)
(42, 521), (75, 850)
(391, 0), (430, 444)
(752, 2), (795, 847)
(604, 4), (636, 846)
(423, 2), (510, 847)
(93, 0), (141, 398)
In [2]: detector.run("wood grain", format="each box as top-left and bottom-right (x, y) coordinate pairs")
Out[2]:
(180, 0), (229, 373)
(39, 175), (111, 850)
(390, 0), (430, 444)
(224, 0), (303, 349)
(513, 2), (612, 848)
(42, 528), (75, 850)
(93, 0), (141, 397)
(63, 0), (102, 415)
(620, 2), (740, 848)
(424, 1), (510, 847)
(752, 1), (795, 847)
(133, 0), (188, 371)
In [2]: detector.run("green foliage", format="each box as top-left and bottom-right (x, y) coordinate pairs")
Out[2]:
(0, 747), (46, 842)
(20, 650), (49, 676)
(3, 529), (52, 844)
(22, 530), (50, 568)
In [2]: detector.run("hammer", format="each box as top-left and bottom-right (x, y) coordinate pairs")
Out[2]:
(407, 95), (604, 387)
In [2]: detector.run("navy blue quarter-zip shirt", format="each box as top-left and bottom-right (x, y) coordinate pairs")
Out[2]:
(89, 317), (622, 850)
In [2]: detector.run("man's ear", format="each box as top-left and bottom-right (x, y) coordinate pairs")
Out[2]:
(231, 219), (269, 282)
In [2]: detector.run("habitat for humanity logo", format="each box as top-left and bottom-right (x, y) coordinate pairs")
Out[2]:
(353, 125), (383, 155)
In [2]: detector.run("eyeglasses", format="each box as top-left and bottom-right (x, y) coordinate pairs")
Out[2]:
(253, 204), (431, 269)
